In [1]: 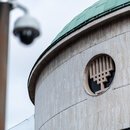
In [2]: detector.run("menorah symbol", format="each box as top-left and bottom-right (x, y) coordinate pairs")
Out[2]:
(89, 56), (114, 94)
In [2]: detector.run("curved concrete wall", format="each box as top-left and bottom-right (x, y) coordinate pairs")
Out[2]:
(34, 13), (130, 130)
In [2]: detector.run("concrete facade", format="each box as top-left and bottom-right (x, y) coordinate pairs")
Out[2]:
(28, 5), (130, 130)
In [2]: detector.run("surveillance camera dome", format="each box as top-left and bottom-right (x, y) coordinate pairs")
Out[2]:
(13, 14), (40, 45)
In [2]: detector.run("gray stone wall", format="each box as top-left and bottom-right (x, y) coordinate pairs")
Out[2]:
(35, 15), (130, 130)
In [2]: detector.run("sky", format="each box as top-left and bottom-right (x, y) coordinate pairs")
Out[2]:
(6, 0), (98, 129)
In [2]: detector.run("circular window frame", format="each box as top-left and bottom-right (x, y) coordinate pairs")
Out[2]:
(84, 54), (115, 96)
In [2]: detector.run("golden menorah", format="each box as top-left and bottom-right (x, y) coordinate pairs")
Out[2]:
(89, 55), (114, 94)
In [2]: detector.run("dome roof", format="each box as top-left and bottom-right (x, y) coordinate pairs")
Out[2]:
(52, 0), (130, 45)
(36, 0), (130, 63)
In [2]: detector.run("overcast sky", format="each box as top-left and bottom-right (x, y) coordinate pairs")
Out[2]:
(6, 0), (98, 129)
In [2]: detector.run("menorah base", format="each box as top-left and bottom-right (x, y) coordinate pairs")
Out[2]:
(95, 88), (109, 95)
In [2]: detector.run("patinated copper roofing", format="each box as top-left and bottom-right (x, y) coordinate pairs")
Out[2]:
(32, 0), (130, 68)
(52, 0), (130, 45)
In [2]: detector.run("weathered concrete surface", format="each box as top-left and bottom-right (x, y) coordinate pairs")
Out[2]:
(40, 86), (130, 130)
(34, 13), (130, 130)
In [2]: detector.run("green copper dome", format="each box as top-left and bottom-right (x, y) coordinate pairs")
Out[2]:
(32, 0), (130, 75)
(34, 0), (130, 62)
(52, 0), (130, 45)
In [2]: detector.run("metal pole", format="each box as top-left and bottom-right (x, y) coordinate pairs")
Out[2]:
(0, 2), (11, 130)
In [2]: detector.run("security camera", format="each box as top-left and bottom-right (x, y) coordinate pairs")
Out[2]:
(13, 14), (40, 45)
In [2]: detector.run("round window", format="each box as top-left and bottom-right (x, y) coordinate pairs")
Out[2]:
(84, 54), (115, 95)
